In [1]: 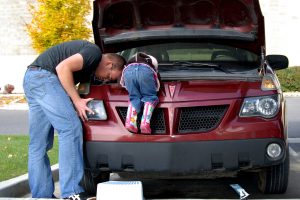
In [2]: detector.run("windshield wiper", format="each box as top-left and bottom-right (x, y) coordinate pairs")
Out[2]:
(169, 61), (232, 74)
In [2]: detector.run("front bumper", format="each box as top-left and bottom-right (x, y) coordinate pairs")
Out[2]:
(84, 138), (287, 174)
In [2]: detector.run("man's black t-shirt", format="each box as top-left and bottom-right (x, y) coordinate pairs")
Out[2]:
(29, 40), (102, 83)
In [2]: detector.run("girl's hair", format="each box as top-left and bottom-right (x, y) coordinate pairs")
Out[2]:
(127, 52), (158, 69)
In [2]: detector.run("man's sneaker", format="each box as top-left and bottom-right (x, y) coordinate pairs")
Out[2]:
(65, 192), (93, 200)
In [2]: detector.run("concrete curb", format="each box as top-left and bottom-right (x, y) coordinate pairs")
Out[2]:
(283, 92), (300, 97)
(0, 103), (29, 110)
(0, 164), (59, 198)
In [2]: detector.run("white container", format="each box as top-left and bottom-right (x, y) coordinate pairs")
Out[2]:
(97, 181), (144, 200)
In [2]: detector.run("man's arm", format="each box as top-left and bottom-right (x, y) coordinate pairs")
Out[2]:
(56, 53), (94, 121)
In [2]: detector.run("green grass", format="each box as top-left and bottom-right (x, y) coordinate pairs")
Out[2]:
(0, 135), (58, 181)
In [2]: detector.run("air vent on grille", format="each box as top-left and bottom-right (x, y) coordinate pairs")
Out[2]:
(117, 107), (166, 134)
(178, 105), (228, 133)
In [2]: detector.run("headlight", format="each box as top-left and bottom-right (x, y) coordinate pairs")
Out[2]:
(239, 95), (280, 118)
(267, 143), (282, 159)
(261, 74), (280, 91)
(87, 100), (107, 120)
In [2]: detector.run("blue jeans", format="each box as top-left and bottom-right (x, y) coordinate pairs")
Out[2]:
(123, 65), (158, 113)
(23, 68), (84, 198)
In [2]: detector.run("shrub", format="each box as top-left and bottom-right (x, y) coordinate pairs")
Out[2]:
(4, 84), (15, 94)
(276, 66), (300, 92)
(26, 0), (92, 53)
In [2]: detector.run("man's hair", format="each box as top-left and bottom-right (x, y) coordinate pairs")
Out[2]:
(106, 53), (126, 71)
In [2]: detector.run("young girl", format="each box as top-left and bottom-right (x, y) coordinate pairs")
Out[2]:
(120, 52), (160, 134)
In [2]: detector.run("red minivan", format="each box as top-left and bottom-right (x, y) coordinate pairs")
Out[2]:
(79, 0), (290, 195)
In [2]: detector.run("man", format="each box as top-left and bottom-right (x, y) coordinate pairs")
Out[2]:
(23, 40), (125, 199)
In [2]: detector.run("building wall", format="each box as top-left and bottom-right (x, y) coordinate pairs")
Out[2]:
(0, 0), (35, 55)
(260, 0), (300, 67)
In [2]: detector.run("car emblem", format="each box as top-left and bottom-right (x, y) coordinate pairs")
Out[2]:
(169, 84), (176, 98)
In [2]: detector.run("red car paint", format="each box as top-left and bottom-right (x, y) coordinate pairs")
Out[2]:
(80, 0), (289, 195)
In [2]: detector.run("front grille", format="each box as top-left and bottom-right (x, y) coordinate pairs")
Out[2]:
(117, 107), (166, 134)
(178, 105), (228, 133)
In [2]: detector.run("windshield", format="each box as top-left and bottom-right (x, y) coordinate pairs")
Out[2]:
(121, 43), (258, 63)
(120, 42), (260, 80)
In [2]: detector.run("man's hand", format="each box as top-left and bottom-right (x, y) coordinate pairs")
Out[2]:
(73, 98), (94, 121)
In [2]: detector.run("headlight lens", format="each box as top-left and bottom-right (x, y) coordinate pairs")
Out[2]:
(87, 100), (107, 120)
(239, 95), (280, 118)
(267, 143), (282, 159)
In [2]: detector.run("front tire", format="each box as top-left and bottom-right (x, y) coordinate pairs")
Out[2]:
(81, 169), (110, 194)
(257, 150), (289, 194)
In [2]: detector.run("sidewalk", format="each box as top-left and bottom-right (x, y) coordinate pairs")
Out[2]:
(0, 94), (28, 110)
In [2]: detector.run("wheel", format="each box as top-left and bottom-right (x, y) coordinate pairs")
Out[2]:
(257, 150), (289, 194)
(81, 169), (110, 194)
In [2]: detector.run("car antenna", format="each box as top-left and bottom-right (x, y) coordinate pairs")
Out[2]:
(258, 46), (266, 75)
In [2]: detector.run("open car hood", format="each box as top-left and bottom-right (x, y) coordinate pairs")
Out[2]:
(93, 0), (265, 54)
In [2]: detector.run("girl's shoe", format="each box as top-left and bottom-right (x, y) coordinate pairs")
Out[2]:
(125, 103), (138, 133)
(140, 102), (155, 134)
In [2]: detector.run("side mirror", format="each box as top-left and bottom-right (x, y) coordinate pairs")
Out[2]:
(266, 55), (289, 70)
